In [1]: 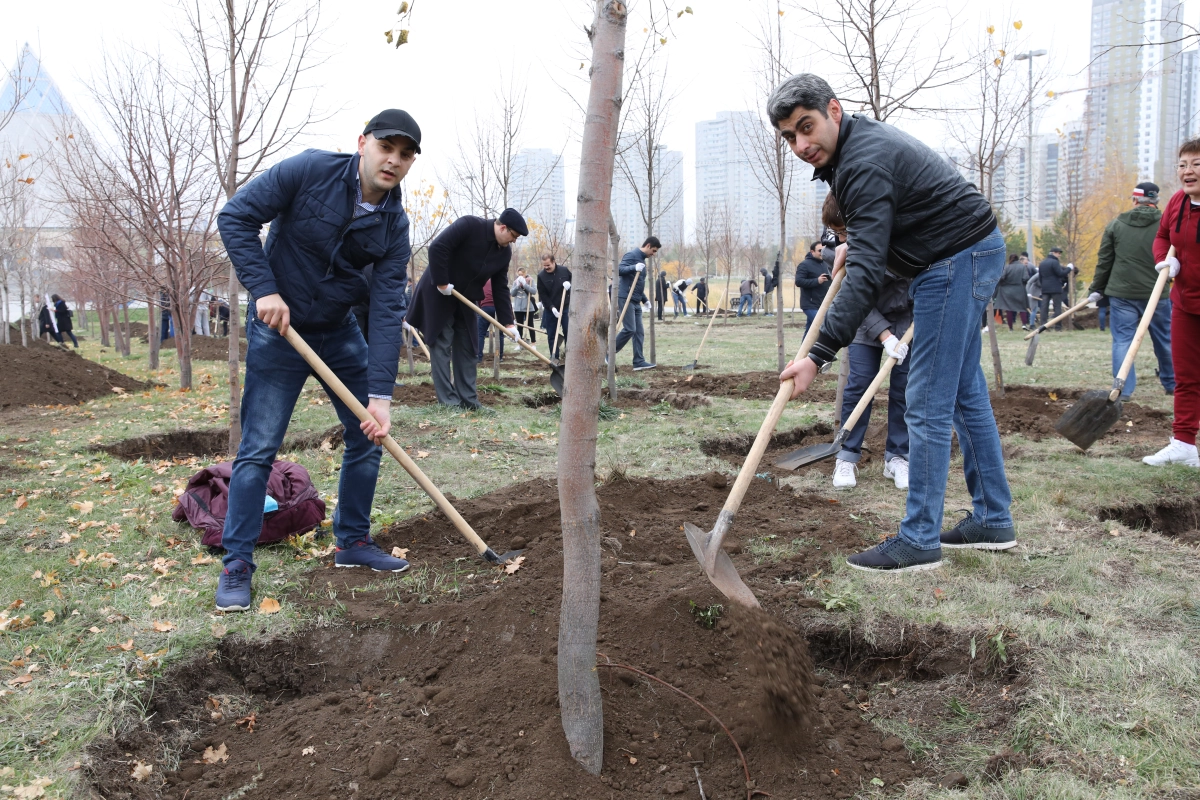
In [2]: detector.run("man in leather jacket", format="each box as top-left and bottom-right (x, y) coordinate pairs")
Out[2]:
(771, 73), (1016, 572)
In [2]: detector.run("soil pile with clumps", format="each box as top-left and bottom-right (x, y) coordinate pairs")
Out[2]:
(159, 335), (247, 361)
(1100, 492), (1200, 545)
(0, 343), (148, 408)
(651, 370), (839, 403)
(732, 604), (818, 729)
(89, 474), (938, 800)
(990, 385), (1171, 442)
(94, 424), (347, 460)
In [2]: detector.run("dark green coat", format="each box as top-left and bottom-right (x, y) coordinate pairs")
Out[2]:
(1090, 205), (1162, 300)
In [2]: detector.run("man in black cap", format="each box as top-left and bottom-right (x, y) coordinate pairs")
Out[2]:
(407, 208), (526, 409)
(213, 109), (422, 612)
(1037, 246), (1077, 332)
(1087, 181), (1174, 398)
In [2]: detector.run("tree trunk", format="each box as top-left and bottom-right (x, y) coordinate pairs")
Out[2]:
(98, 301), (111, 348)
(647, 258), (656, 364)
(148, 295), (160, 370)
(176, 298), (194, 390)
(110, 305), (126, 356)
(606, 216), (620, 402)
(723, 269), (733, 325)
(18, 283), (28, 347)
(122, 302), (132, 356)
(558, 0), (626, 775)
(227, 272), (242, 454)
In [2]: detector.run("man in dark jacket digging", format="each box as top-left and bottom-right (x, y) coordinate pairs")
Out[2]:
(1037, 247), (1077, 331)
(614, 236), (661, 370)
(772, 73), (1016, 572)
(407, 209), (526, 410)
(538, 254), (572, 360)
(1087, 181), (1173, 398)
(215, 109), (421, 611)
(795, 240), (830, 336)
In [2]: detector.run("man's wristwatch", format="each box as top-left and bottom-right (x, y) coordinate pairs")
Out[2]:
(817, 359), (836, 375)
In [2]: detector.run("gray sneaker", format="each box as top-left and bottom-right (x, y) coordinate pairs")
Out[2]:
(940, 512), (1017, 551)
(847, 536), (942, 573)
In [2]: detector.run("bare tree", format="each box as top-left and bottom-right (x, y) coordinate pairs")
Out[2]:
(694, 201), (719, 282)
(803, 0), (969, 121)
(715, 199), (741, 324)
(0, 44), (42, 141)
(183, 0), (326, 452)
(559, 0), (627, 774)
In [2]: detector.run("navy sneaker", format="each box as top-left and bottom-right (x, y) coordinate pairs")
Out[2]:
(334, 538), (411, 572)
(847, 536), (942, 573)
(940, 512), (1017, 551)
(215, 559), (253, 612)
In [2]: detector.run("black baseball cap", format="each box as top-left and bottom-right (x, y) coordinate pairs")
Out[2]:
(1133, 181), (1159, 203)
(363, 109), (422, 153)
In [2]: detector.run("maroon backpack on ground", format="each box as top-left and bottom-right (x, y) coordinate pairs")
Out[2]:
(172, 460), (326, 548)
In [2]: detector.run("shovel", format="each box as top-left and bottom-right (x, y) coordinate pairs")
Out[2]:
(1054, 247), (1174, 450)
(282, 327), (523, 565)
(550, 286), (571, 363)
(611, 276), (642, 362)
(684, 288), (726, 371)
(684, 267), (847, 608)
(774, 323), (914, 470)
(402, 321), (431, 360)
(451, 289), (565, 396)
(1023, 297), (1090, 366)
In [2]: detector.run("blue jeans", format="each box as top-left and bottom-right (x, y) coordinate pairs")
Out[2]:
(614, 297), (649, 366)
(222, 310), (382, 568)
(1109, 296), (1174, 397)
(476, 305), (503, 361)
(802, 308), (819, 338)
(1097, 305), (1107, 331)
(737, 294), (752, 316)
(902, 227), (1013, 550)
(839, 343), (910, 464)
(672, 292), (687, 316)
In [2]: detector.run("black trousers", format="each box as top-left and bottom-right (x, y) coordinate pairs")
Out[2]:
(515, 309), (536, 342)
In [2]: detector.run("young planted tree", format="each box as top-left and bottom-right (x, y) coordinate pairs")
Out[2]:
(183, 0), (326, 452)
(559, 0), (627, 774)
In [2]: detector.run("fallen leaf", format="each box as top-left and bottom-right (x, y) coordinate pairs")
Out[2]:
(391, 547), (410, 559)
(41, 610), (55, 623)
(15, 496), (28, 510)
(301, 746), (316, 756)
(201, 743), (229, 764)
(236, 713), (257, 731)
(258, 598), (282, 615)
(211, 623), (227, 638)
(1048, 391), (1058, 401)
(72, 501), (94, 515)
(6, 674), (32, 686)
(130, 761), (153, 782)
(149, 595), (167, 608)
(9, 777), (52, 799)
(191, 554), (215, 565)
(503, 556), (526, 575)
(108, 639), (135, 652)
(152, 620), (175, 633)
(933, 588), (947, 603)
(415, 450), (430, 459)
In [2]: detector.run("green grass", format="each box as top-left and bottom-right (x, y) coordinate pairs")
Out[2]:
(0, 312), (1197, 798)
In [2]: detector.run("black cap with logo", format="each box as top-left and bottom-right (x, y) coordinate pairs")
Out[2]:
(363, 109), (422, 153)
(1133, 181), (1160, 203)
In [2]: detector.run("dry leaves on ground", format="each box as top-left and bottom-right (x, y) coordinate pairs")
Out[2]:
(258, 598), (282, 615)
(151, 620), (175, 633)
(149, 595), (166, 608)
(391, 547), (410, 559)
(201, 743), (229, 764)
(71, 500), (94, 515)
(504, 555), (526, 575)
(14, 496), (28, 510)
(130, 762), (153, 782)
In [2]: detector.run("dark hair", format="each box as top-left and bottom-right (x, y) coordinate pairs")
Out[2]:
(809, 240), (823, 253)
(1020, 251), (1029, 257)
(822, 193), (845, 231)
(767, 74), (838, 128)
(1180, 138), (1200, 157)
(1007, 254), (1019, 264)
(643, 236), (662, 249)
(51, 294), (62, 302)
(540, 252), (555, 262)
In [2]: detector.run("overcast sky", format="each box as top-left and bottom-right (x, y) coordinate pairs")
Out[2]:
(8, 0), (1195, 232)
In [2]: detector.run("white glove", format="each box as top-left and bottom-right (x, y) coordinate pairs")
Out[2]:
(635, 264), (645, 272)
(1156, 256), (1181, 278)
(437, 283), (454, 296)
(1087, 292), (1102, 305)
(562, 281), (571, 291)
(552, 308), (561, 318)
(505, 325), (519, 341)
(881, 334), (909, 364)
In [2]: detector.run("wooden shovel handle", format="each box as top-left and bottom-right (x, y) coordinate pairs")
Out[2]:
(451, 288), (554, 368)
(716, 267), (847, 523)
(281, 326), (492, 557)
(551, 286), (571, 357)
(693, 288), (726, 362)
(403, 322), (431, 359)
(1110, 245), (1174, 401)
(836, 323), (914, 435)
(1022, 297), (1092, 340)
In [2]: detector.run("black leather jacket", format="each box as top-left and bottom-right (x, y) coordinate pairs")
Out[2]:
(810, 114), (996, 364)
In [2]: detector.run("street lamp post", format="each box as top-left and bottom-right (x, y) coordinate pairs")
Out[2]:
(1014, 49), (1047, 264)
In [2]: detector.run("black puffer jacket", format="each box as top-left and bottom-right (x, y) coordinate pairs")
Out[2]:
(794, 252), (831, 310)
(810, 114), (997, 364)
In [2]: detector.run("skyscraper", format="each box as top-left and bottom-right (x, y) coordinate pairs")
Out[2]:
(612, 140), (685, 248)
(509, 148), (566, 240)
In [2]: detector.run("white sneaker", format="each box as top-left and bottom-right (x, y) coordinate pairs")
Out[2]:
(832, 459), (857, 488)
(1142, 438), (1200, 467)
(884, 457), (909, 490)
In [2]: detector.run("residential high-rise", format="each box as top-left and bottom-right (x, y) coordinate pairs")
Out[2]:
(509, 147), (565, 240)
(612, 141), (684, 248)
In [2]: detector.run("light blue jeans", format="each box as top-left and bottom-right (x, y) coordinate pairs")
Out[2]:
(1109, 296), (1173, 397)
(901, 228), (1013, 550)
(737, 294), (753, 316)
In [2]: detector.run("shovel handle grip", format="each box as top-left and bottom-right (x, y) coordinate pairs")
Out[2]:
(281, 327), (491, 557)
(1023, 297), (1092, 340)
(837, 323), (915, 436)
(451, 288), (555, 367)
(1109, 245), (1174, 401)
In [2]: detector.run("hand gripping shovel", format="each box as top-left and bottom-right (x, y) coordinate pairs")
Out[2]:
(684, 267), (846, 609)
(282, 327), (523, 565)
(774, 323), (914, 470)
(1054, 246), (1174, 450)
(451, 289), (565, 396)
(684, 288), (725, 371)
(1023, 297), (1090, 366)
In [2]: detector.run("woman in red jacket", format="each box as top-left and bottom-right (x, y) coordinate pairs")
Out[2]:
(1148, 140), (1200, 467)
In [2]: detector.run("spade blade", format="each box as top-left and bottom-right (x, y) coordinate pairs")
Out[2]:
(774, 440), (841, 471)
(1025, 333), (1039, 366)
(549, 365), (565, 396)
(683, 522), (760, 608)
(1054, 389), (1122, 451)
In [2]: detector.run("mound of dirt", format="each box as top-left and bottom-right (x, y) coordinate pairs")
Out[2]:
(652, 370), (839, 403)
(0, 343), (148, 408)
(159, 335), (247, 361)
(93, 424), (347, 461)
(1099, 493), (1200, 545)
(990, 385), (1172, 443)
(88, 474), (957, 800)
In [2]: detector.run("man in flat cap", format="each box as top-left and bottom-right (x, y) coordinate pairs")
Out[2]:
(407, 208), (527, 409)
(214, 109), (422, 611)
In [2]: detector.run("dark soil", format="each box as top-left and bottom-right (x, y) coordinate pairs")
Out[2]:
(159, 335), (247, 361)
(1099, 493), (1200, 545)
(990, 385), (1172, 443)
(92, 424), (346, 461)
(86, 474), (1028, 800)
(651, 370), (839, 403)
(0, 343), (148, 408)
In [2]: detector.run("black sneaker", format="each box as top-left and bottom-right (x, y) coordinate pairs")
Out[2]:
(632, 363), (657, 371)
(847, 536), (942, 573)
(940, 512), (1017, 551)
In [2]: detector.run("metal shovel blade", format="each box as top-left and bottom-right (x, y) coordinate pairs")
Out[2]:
(683, 360), (697, 371)
(1054, 389), (1123, 451)
(480, 547), (526, 565)
(774, 440), (841, 471)
(549, 365), (565, 396)
(1025, 333), (1039, 366)
(683, 523), (760, 608)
